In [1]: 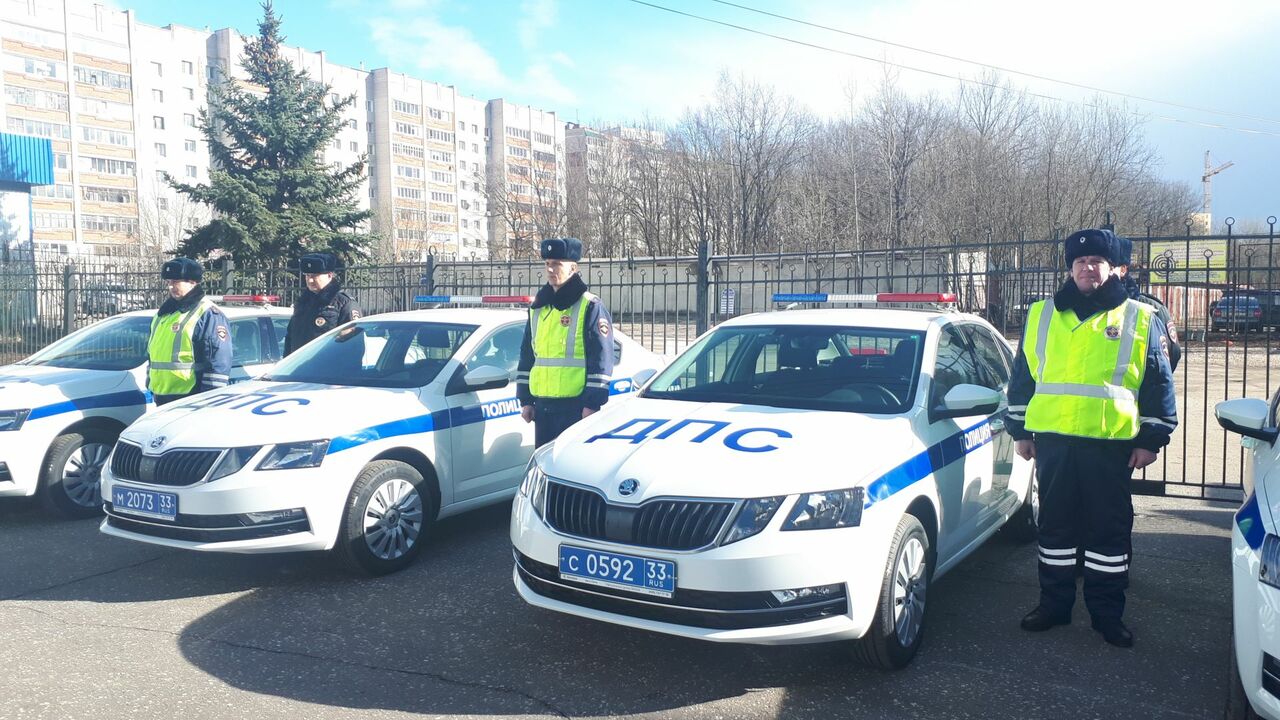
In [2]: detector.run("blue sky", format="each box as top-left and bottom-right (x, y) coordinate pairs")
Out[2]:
(119, 0), (1280, 231)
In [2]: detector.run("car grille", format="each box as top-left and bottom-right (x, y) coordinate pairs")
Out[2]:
(110, 441), (221, 487)
(545, 481), (734, 551)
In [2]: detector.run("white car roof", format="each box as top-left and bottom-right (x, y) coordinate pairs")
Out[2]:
(118, 304), (292, 320)
(717, 307), (957, 332)
(353, 307), (528, 325)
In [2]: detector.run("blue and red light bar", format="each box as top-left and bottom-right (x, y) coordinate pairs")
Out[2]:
(413, 295), (534, 304)
(214, 294), (281, 304)
(772, 292), (957, 304)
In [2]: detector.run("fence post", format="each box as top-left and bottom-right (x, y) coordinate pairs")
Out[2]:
(423, 252), (436, 295)
(696, 237), (709, 336)
(61, 261), (74, 335)
(221, 256), (235, 295)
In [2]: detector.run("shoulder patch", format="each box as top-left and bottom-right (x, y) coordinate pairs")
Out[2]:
(350, 309), (361, 319)
(216, 325), (228, 342)
(598, 318), (611, 337)
(1159, 334), (1170, 361)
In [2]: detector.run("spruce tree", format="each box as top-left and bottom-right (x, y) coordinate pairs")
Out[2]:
(170, 1), (374, 268)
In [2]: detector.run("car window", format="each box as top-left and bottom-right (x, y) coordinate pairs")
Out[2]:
(646, 325), (923, 414)
(931, 325), (983, 407)
(1270, 387), (1280, 428)
(465, 324), (523, 376)
(19, 315), (151, 371)
(228, 318), (264, 367)
(272, 317), (290, 359)
(961, 324), (1011, 391)
(265, 320), (476, 389)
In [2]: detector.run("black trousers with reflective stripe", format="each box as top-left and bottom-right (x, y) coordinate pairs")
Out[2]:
(1034, 434), (1134, 622)
(534, 397), (586, 448)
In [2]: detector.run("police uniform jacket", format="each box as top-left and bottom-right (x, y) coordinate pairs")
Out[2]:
(1123, 275), (1181, 371)
(149, 286), (233, 397)
(516, 273), (615, 411)
(285, 281), (359, 356)
(1007, 276), (1178, 451)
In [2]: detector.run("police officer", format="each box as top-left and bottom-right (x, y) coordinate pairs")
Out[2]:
(1114, 236), (1182, 371)
(284, 252), (361, 356)
(517, 238), (615, 447)
(148, 257), (232, 406)
(1008, 228), (1178, 648)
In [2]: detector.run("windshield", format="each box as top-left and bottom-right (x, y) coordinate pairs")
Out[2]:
(19, 315), (151, 371)
(643, 324), (924, 414)
(264, 320), (476, 388)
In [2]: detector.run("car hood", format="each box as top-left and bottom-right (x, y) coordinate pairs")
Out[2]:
(0, 364), (136, 410)
(539, 397), (917, 503)
(120, 381), (438, 450)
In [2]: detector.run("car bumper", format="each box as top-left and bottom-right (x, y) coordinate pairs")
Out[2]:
(99, 458), (355, 553)
(509, 493), (888, 645)
(0, 433), (51, 498)
(1233, 522), (1280, 720)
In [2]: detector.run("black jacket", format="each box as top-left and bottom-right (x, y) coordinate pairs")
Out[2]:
(1123, 276), (1181, 371)
(284, 281), (360, 356)
(516, 273), (616, 410)
(1007, 277), (1178, 452)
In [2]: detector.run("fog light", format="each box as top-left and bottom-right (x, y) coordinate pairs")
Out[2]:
(770, 583), (843, 605)
(240, 508), (306, 525)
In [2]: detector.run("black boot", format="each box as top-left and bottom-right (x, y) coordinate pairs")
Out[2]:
(1020, 606), (1071, 632)
(1091, 618), (1134, 648)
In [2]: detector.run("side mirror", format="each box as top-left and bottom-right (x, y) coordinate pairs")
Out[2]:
(1216, 398), (1278, 444)
(934, 384), (1002, 421)
(462, 365), (510, 392)
(631, 368), (658, 389)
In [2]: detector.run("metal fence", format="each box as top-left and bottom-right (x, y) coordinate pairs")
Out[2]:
(2, 224), (1277, 500)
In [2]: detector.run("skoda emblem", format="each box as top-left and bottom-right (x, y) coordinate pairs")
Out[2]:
(149, 436), (166, 450)
(618, 478), (639, 497)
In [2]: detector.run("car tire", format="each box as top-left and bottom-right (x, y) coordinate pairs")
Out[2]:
(1226, 635), (1262, 719)
(39, 427), (116, 519)
(334, 460), (435, 576)
(1004, 467), (1039, 543)
(851, 513), (932, 671)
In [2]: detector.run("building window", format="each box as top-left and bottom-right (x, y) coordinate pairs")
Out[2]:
(182, 60), (194, 75)
(6, 117), (70, 139)
(81, 127), (132, 147)
(396, 187), (423, 200)
(533, 150), (555, 164)
(183, 113), (196, 127)
(506, 127), (531, 140)
(81, 214), (139, 235)
(73, 65), (130, 89)
(430, 191), (454, 203)
(396, 165), (422, 179)
(153, 116), (165, 129)
(458, 120), (465, 131)
(431, 170), (454, 184)
(533, 131), (553, 145)
(508, 146), (529, 158)
(185, 87), (195, 101)
(158, 198), (169, 210)
(393, 99), (420, 115)
(184, 139), (197, 152)
(430, 211), (454, 223)
(155, 143), (167, 157)
(457, 140), (465, 150)
(82, 186), (137, 204)
(185, 165), (197, 178)
(472, 143), (478, 153)
(350, 141), (358, 152)
(332, 139), (341, 150)
(394, 121), (420, 136)
(427, 107), (445, 121)
(426, 128), (454, 142)
(394, 143), (425, 159)
(152, 89), (164, 103)
(151, 61), (163, 76)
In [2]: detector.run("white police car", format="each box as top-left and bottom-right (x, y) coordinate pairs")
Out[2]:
(1217, 394), (1280, 719)
(0, 296), (290, 519)
(99, 297), (662, 575)
(511, 293), (1036, 669)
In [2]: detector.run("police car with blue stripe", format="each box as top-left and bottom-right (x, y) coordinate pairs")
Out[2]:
(0, 296), (289, 519)
(99, 296), (661, 575)
(510, 293), (1036, 669)
(1217, 395), (1280, 719)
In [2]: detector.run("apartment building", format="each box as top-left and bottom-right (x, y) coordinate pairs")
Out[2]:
(1, 0), (567, 261)
(486, 99), (565, 259)
(565, 123), (664, 256)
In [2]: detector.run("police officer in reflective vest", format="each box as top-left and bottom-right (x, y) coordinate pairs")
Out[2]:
(148, 257), (232, 406)
(517, 237), (615, 447)
(1008, 228), (1178, 648)
(284, 252), (361, 356)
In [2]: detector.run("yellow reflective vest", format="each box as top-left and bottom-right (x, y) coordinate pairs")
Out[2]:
(148, 297), (216, 396)
(527, 292), (594, 398)
(1021, 297), (1152, 440)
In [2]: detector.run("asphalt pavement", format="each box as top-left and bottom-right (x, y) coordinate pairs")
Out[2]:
(0, 494), (1234, 720)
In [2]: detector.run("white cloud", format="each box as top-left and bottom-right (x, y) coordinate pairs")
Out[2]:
(368, 16), (508, 89)
(524, 62), (578, 106)
(518, 0), (557, 50)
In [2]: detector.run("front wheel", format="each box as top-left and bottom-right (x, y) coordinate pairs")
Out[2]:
(851, 514), (932, 670)
(40, 427), (116, 519)
(334, 460), (435, 575)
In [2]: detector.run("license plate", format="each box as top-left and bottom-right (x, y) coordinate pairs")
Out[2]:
(111, 485), (177, 521)
(558, 545), (676, 598)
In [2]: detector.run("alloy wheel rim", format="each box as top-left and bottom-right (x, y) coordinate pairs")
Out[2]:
(362, 478), (424, 560)
(892, 536), (928, 646)
(62, 442), (110, 508)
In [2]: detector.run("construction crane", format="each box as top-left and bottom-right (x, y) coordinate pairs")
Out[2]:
(1202, 150), (1234, 216)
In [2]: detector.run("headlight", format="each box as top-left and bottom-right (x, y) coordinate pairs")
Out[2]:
(1261, 534), (1280, 590)
(782, 488), (865, 531)
(721, 496), (784, 545)
(519, 461), (548, 518)
(0, 409), (31, 432)
(256, 440), (329, 471)
(208, 446), (263, 481)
